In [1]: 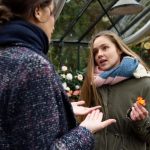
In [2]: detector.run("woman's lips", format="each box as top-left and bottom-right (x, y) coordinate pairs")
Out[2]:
(99, 59), (107, 65)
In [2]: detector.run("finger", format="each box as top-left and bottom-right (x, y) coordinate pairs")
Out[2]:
(97, 112), (103, 122)
(84, 112), (91, 121)
(130, 110), (136, 121)
(100, 119), (116, 129)
(134, 105), (144, 119)
(89, 106), (101, 111)
(134, 103), (148, 114)
(134, 104), (148, 120)
(140, 107), (149, 117)
(130, 107), (136, 121)
(93, 109), (100, 120)
(89, 110), (96, 120)
(132, 107), (141, 120)
(85, 105), (101, 113)
(75, 100), (85, 106)
(83, 106), (101, 115)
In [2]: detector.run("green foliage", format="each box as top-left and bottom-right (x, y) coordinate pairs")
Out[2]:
(130, 45), (150, 67)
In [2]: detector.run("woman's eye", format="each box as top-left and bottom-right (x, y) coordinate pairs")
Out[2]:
(102, 46), (108, 51)
(93, 48), (98, 55)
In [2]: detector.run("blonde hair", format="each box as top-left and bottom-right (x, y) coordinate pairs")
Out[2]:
(80, 30), (149, 117)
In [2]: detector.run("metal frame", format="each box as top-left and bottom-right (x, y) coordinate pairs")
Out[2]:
(51, 0), (150, 69)
(51, 0), (149, 47)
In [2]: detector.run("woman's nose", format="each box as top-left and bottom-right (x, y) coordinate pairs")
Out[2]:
(97, 50), (104, 58)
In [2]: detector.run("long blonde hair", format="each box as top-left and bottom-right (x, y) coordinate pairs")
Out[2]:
(80, 30), (149, 113)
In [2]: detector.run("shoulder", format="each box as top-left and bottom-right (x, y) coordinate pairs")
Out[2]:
(126, 77), (150, 93)
(127, 77), (150, 87)
(0, 46), (58, 85)
(136, 77), (150, 87)
(124, 77), (150, 85)
(108, 77), (150, 91)
(0, 46), (54, 72)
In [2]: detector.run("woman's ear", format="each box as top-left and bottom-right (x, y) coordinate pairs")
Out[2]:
(34, 7), (42, 22)
(34, 6), (49, 23)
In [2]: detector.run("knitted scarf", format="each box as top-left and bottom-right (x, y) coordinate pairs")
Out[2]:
(0, 19), (49, 55)
(94, 56), (150, 87)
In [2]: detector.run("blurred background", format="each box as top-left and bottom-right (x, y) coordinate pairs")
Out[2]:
(49, 0), (150, 71)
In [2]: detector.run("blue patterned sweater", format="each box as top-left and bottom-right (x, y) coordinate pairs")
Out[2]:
(0, 46), (94, 149)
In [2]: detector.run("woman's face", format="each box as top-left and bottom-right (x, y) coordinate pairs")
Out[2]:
(93, 35), (122, 71)
(34, 2), (55, 41)
(43, 3), (55, 41)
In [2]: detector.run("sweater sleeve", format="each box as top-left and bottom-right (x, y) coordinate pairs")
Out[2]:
(7, 56), (94, 150)
(0, 128), (10, 150)
(50, 126), (94, 150)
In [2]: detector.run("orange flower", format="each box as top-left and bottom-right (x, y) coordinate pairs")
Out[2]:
(136, 96), (146, 106)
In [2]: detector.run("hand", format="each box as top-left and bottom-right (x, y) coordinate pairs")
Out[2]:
(130, 103), (149, 121)
(80, 109), (116, 134)
(71, 100), (101, 116)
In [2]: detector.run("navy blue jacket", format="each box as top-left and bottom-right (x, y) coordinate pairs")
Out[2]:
(0, 20), (94, 150)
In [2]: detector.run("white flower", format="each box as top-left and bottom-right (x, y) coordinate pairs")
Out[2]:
(60, 74), (66, 79)
(66, 73), (73, 80)
(65, 86), (70, 91)
(62, 83), (70, 91)
(62, 82), (67, 89)
(61, 66), (67, 72)
(77, 74), (83, 81)
(75, 85), (80, 89)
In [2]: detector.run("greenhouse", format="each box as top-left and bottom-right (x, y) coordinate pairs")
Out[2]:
(50, 0), (150, 71)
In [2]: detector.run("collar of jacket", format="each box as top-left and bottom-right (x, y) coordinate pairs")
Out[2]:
(0, 19), (49, 55)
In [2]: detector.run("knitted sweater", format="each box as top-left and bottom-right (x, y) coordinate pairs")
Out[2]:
(0, 46), (94, 150)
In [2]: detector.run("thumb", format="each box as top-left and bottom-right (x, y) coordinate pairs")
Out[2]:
(100, 119), (116, 129)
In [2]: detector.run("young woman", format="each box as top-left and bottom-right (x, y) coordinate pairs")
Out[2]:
(80, 30), (150, 150)
(0, 1), (115, 149)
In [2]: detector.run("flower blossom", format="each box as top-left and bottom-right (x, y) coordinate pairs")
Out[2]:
(60, 74), (66, 79)
(61, 66), (68, 72)
(77, 74), (83, 81)
(66, 73), (73, 80)
(62, 82), (67, 89)
(58, 66), (84, 101)
(75, 85), (80, 89)
(136, 96), (146, 106)
(65, 86), (71, 91)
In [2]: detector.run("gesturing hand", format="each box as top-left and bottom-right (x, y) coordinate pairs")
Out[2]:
(80, 109), (116, 134)
(130, 103), (149, 121)
(71, 100), (101, 116)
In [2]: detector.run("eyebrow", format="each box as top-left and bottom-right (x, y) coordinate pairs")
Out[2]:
(93, 43), (107, 49)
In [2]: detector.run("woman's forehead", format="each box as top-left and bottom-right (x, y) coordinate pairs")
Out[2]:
(93, 36), (110, 46)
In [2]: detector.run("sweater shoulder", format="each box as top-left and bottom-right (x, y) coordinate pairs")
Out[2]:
(0, 46), (53, 71)
(0, 46), (56, 88)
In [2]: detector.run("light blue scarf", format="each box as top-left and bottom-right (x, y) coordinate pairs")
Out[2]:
(94, 56), (150, 87)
